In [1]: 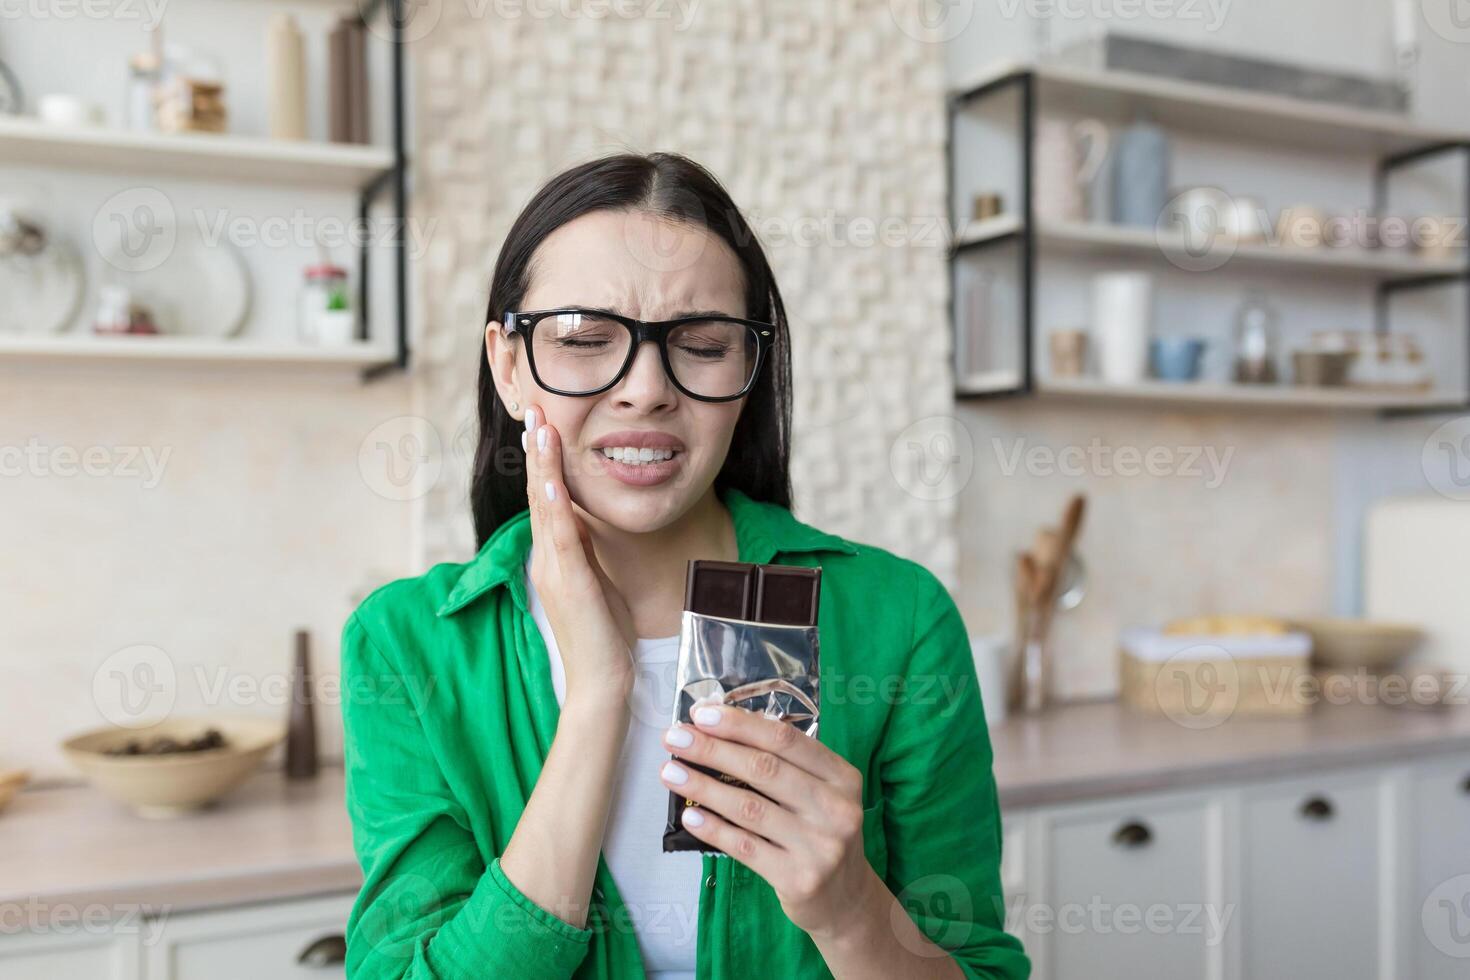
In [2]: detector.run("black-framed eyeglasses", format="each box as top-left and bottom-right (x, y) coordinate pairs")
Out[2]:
(501, 307), (776, 403)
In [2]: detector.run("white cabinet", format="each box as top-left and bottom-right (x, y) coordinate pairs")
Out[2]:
(146, 894), (354, 980)
(1239, 772), (1388, 980)
(1011, 749), (1470, 980)
(0, 894), (352, 980)
(1029, 791), (1224, 980)
(0, 930), (140, 980)
(1410, 759), (1470, 979)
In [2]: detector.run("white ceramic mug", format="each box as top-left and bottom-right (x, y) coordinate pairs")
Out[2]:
(1092, 272), (1153, 385)
(970, 633), (1010, 727)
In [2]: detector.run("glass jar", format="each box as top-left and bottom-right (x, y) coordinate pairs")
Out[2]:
(1233, 291), (1279, 384)
(298, 264), (355, 345)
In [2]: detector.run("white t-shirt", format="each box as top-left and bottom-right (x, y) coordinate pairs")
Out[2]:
(524, 551), (702, 980)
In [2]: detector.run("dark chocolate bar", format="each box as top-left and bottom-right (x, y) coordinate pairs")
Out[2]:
(663, 559), (822, 853)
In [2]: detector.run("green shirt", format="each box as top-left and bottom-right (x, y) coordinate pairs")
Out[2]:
(341, 485), (1030, 980)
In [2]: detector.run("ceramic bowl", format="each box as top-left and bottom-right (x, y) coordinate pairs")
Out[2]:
(1297, 618), (1425, 670)
(62, 716), (284, 819)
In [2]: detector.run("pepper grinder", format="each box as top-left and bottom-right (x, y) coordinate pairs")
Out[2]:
(285, 629), (319, 780)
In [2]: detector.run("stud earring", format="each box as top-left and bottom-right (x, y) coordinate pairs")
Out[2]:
(510, 401), (519, 412)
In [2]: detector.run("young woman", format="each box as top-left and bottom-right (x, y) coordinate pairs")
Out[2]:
(341, 153), (1029, 980)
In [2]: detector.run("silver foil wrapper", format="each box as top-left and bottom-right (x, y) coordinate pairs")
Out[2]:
(671, 609), (821, 734)
(663, 610), (821, 853)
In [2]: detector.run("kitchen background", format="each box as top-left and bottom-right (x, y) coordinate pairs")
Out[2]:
(3, 0), (1470, 978)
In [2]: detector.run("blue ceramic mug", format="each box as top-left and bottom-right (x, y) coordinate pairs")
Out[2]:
(1150, 337), (1207, 382)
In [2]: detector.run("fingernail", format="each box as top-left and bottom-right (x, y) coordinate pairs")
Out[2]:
(664, 725), (694, 748)
(545, 481), (556, 501)
(661, 761), (688, 785)
(537, 427), (548, 453)
(693, 706), (721, 727)
(521, 431), (527, 452)
(526, 408), (538, 432)
(682, 807), (705, 828)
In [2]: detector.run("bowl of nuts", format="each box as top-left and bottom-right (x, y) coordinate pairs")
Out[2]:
(62, 716), (285, 818)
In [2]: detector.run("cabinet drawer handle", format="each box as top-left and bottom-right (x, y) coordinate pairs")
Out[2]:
(298, 933), (347, 968)
(1299, 796), (1335, 821)
(1111, 820), (1153, 849)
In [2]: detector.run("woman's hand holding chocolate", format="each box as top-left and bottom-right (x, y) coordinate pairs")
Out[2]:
(658, 704), (882, 941)
(522, 405), (638, 704)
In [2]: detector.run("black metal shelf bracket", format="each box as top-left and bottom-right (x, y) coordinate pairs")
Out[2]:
(948, 69), (1034, 400)
(358, 0), (410, 383)
(1373, 141), (1470, 418)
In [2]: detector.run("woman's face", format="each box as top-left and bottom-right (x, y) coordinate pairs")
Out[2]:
(486, 208), (750, 534)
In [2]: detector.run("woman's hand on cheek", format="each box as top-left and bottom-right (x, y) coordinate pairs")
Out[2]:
(522, 405), (637, 703)
(659, 705), (881, 941)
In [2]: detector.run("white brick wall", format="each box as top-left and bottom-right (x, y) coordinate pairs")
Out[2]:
(411, 0), (962, 587)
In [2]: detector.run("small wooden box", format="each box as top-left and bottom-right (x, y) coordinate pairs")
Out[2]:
(1120, 628), (1314, 722)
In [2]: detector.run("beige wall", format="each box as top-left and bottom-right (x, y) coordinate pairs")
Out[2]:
(2, 368), (415, 779)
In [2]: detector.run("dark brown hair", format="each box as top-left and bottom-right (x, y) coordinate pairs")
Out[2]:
(471, 152), (793, 548)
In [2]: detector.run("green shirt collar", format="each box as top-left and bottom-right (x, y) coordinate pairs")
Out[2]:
(437, 485), (857, 617)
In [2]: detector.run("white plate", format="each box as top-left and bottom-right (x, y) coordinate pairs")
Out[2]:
(0, 241), (84, 334)
(99, 221), (252, 338)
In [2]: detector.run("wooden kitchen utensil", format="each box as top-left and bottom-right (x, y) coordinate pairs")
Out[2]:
(1008, 494), (1087, 713)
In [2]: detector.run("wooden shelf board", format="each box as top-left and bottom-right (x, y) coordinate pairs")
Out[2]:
(0, 115), (394, 186)
(953, 61), (1470, 155)
(951, 219), (1467, 281)
(0, 334), (396, 367)
(1034, 377), (1464, 411)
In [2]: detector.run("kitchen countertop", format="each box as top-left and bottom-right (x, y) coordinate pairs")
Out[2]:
(0, 767), (359, 924)
(991, 698), (1470, 807)
(6, 700), (1470, 921)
